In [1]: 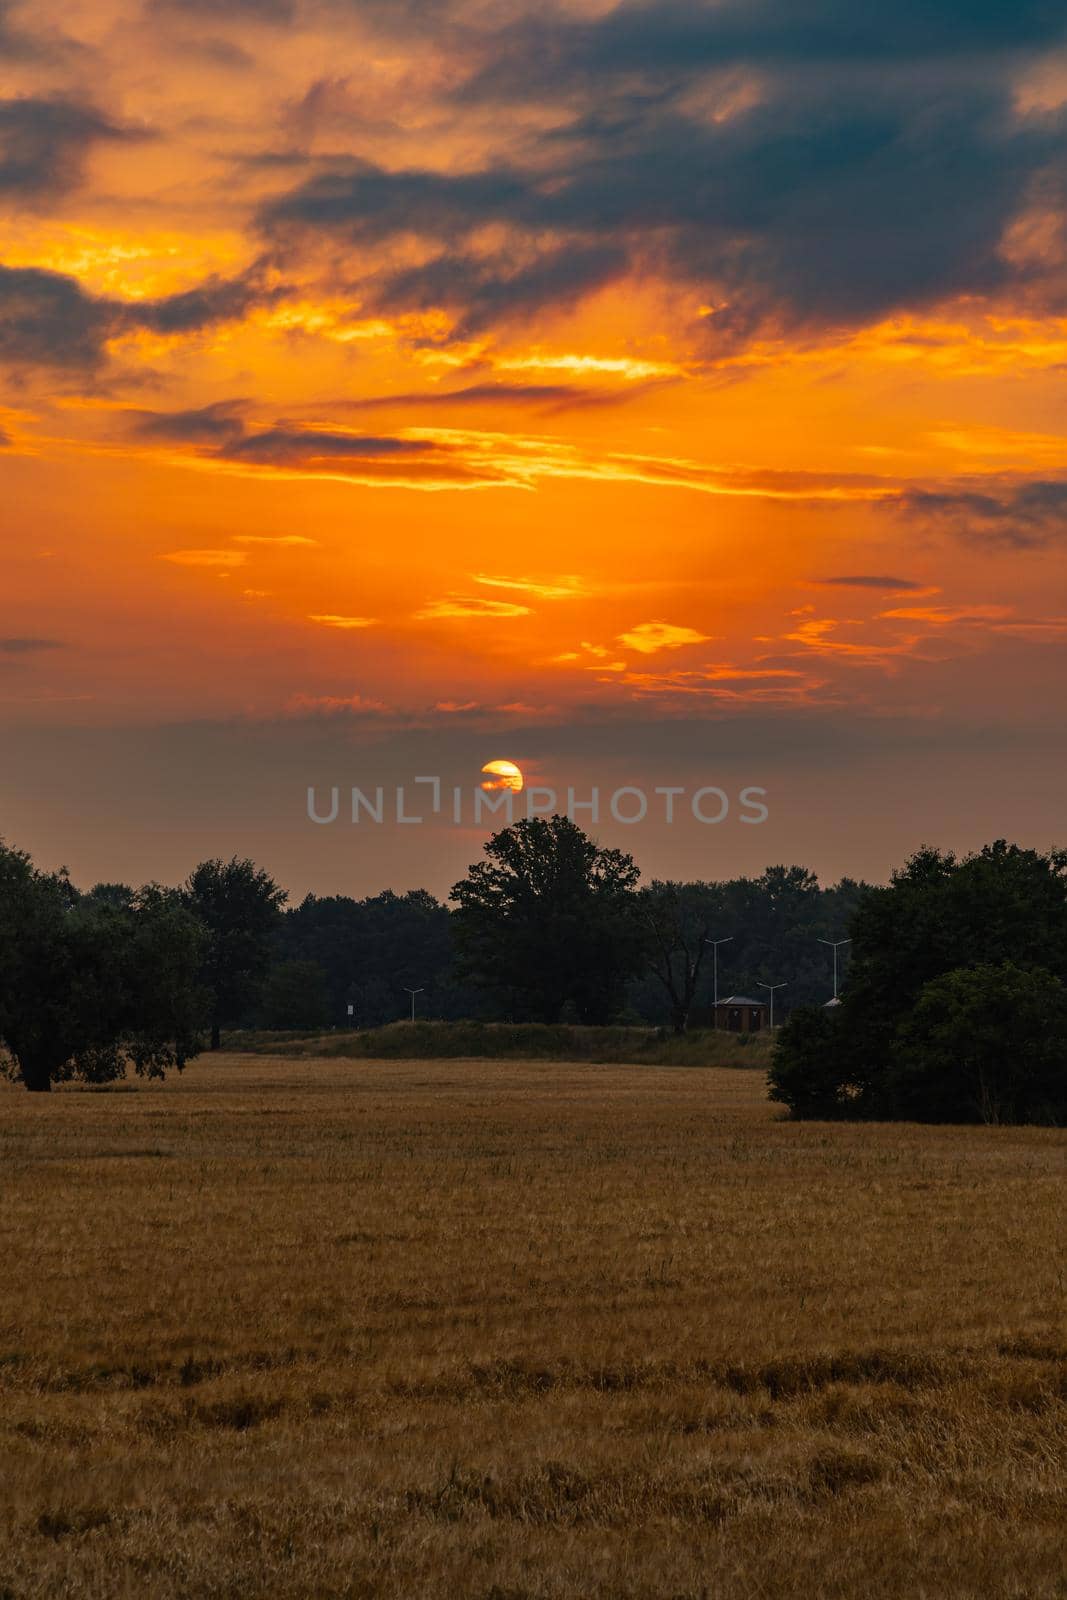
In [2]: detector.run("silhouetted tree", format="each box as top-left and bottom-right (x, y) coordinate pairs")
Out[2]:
(770, 843), (1067, 1123)
(0, 842), (205, 1092)
(625, 869), (865, 1024)
(894, 962), (1067, 1124)
(451, 815), (643, 1023)
(637, 881), (718, 1033)
(185, 858), (286, 1048)
(259, 958), (331, 1030)
(274, 888), (472, 1024)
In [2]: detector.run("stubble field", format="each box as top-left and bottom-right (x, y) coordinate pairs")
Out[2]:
(0, 1056), (1064, 1599)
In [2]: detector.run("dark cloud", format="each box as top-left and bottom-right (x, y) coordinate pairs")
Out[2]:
(810, 575), (926, 591)
(219, 427), (437, 463)
(0, 265), (280, 372)
(134, 272), (272, 335)
(0, 96), (131, 199)
(895, 480), (1067, 548)
(148, 0), (296, 21)
(373, 242), (627, 334)
(0, 1), (84, 64)
(263, 161), (526, 243)
(0, 637), (64, 653)
(177, 35), (256, 69)
(0, 265), (119, 369)
(344, 381), (596, 409)
(130, 400), (249, 444)
(258, 1), (1067, 344)
(459, 0), (1067, 103)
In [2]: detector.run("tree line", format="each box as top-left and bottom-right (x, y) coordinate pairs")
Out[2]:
(2, 820), (1064, 1122)
(0, 817), (860, 1088)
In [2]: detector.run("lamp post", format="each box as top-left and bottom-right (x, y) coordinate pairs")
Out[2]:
(705, 936), (733, 1026)
(818, 938), (851, 1001)
(757, 980), (787, 1030)
(403, 987), (424, 1022)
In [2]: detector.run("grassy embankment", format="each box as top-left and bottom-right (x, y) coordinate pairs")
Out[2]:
(225, 1018), (775, 1068)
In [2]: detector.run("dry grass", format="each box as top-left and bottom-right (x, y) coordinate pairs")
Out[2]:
(0, 1056), (1064, 1599)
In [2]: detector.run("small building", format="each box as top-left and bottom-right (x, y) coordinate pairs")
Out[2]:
(712, 995), (769, 1033)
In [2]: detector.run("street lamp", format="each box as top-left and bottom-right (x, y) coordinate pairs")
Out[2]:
(757, 980), (787, 1030)
(705, 936), (733, 1025)
(818, 938), (851, 1001)
(403, 987), (424, 1022)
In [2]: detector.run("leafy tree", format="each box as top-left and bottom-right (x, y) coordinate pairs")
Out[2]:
(0, 842), (205, 1092)
(273, 888), (473, 1025)
(625, 868), (865, 1024)
(768, 1006), (856, 1119)
(450, 815), (643, 1023)
(185, 858), (286, 1048)
(259, 959), (331, 1030)
(637, 880), (718, 1033)
(837, 840), (1067, 1107)
(894, 962), (1067, 1124)
(771, 843), (1067, 1123)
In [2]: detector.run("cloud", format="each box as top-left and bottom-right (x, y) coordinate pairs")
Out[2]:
(0, 265), (118, 370)
(0, 267), (278, 372)
(459, 0), (1067, 101)
(415, 595), (532, 620)
(284, 692), (389, 715)
(219, 427), (436, 464)
(134, 273), (274, 336)
(617, 621), (711, 653)
(0, 96), (132, 199)
(162, 549), (248, 568)
(878, 604), (1014, 624)
(784, 616), (923, 667)
(894, 480), (1067, 547)
(809, 574), (929, 592)
(619, 663), (817, 704)
(370, 243), (629, 337)
(0, 636), (64, 653)
(253, 0), (1067, 348)
(149, 0), (295, 19)
(306, 614), (378, 628)
(131, 401), (248, 444)
(474, 573), (588, 599)
(341, 381), (613, 411)
(235, 534), (318, 546)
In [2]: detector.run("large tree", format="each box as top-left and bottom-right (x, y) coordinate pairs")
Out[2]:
(770, 842), (1067, 1122)
(637, 880), (718, 1034)
(894, 962), (1067, 1125)
(450, 815), (643, 1023)
(184, 858), (286, 1048)
(0, 842), (205, 1092)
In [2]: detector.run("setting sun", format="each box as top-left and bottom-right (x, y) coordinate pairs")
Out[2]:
(480, 759), (525, 794)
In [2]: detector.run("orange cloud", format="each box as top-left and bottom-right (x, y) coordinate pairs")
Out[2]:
(162, 549), (247, 568)
(473, 573), (589, 599)
(415, 596), (533, 620)
(307, 614), (378, 629)
(617, 621), (711, 654)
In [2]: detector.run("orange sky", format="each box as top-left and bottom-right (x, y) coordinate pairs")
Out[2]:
(2, 0), (1067, 892)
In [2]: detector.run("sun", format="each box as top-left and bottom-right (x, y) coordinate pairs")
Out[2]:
(480, 758), (525, 794)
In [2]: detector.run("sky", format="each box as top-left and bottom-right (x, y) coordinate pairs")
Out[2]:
(2, 0), (1066, 898)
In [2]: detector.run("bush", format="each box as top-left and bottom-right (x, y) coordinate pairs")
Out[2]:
(768, 1007), (857, 1118)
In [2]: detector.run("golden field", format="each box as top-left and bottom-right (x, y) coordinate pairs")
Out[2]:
(0, 1057), (1063, 1600)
